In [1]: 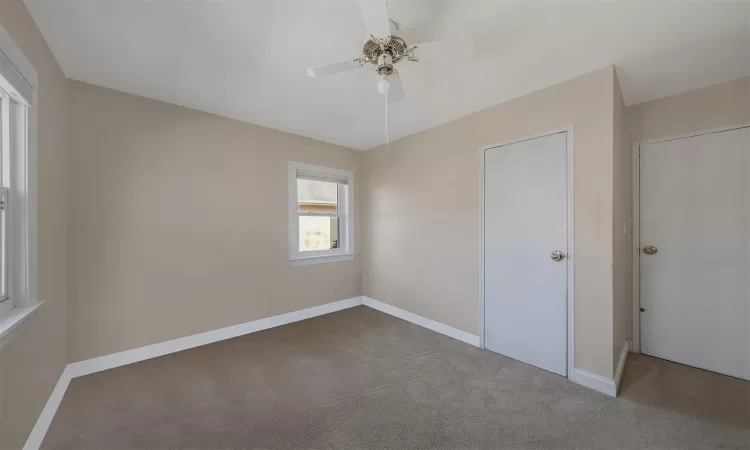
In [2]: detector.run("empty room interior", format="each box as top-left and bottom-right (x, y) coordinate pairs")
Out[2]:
(0, 0), (749, 448)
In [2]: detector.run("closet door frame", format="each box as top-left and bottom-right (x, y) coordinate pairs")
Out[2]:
(478, 126), (575, 379)
(631, 123), (750, 354)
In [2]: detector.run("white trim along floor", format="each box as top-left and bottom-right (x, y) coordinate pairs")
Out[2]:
(23, 296), (623, 450)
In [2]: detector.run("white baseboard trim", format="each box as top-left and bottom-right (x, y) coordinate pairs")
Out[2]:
(570, 341), (631, 397)
(613, 339), (632, 393)
(23, 294), (632, 449)
(362, 296), (481, 346)
(22, 366), (73, 450)
(572, 369), (617, 397)
(23, 296), (363, 450)
(67, 296), (363, 378)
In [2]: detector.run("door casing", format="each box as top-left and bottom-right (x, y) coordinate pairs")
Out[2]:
(478, 126), (575, 379)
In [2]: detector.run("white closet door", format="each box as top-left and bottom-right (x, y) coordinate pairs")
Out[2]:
(640, 127), (749, 380)
(484, 132), (568, 376)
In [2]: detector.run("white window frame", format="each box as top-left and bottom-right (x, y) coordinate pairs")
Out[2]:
(0, 25), (40, 340)
(288, 162), (354, 265)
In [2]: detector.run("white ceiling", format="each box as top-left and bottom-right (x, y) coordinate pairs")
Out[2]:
(25, 0), (750, 150)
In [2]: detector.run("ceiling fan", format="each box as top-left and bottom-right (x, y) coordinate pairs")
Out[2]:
(306, 0), (471, 143)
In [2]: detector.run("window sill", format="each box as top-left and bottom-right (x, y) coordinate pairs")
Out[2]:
(0, 301), (44, 348)
(291, 253), (355, 266)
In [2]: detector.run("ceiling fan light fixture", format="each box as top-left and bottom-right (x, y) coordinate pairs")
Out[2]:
(377, 75), (391, 94)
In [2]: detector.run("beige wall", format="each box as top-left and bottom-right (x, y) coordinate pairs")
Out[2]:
(612, 70), (632, 372)
(628, 76), (749, 143)
(0, 0), (69, 448)
(67, 81), (362, 362)
(363, 66), (617, 379)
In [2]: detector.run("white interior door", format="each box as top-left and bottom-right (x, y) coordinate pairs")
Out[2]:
(640, 127), (750, 380)
(484, 132), (568, 377)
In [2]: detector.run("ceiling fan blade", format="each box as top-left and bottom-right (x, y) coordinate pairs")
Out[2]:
(410, 36), (473, 62)
(386, 0), (435, 35)
(388, 72), (406, 102)
(306, 60), (361, 78)
(356, 0), (392, 38)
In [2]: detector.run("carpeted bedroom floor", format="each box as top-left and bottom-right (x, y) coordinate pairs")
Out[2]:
(42, 306), (749, 449)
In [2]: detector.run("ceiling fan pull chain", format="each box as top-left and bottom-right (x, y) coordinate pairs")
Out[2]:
(385, 91), (389, 147)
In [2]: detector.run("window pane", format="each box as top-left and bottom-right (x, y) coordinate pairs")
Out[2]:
(0, 93), (7, 300)
(297, 179), (337, 214)
(299, 216), (339, 251)
(1, 92), (7, 187)
(0, 194), (6, 300)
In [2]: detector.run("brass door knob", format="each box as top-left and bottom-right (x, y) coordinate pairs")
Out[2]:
(643, 246), (658, 255)
(550, 250), (566, 262)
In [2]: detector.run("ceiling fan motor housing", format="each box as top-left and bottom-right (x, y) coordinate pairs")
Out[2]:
(362, 35), (414, 78)
(377, 53), (394, 76)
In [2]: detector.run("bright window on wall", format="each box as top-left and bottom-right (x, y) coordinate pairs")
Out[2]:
(0, 25), (37, 321)
(0, 76), (29, 316)
(289, 162), (354, 265)
(0, 90), (9, 311)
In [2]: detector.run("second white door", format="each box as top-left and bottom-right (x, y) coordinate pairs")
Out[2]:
(484, 131), (568, 377)
(640, 127), (749, 380)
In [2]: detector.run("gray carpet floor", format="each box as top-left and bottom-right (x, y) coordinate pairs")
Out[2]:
(42, 306), (749, 449)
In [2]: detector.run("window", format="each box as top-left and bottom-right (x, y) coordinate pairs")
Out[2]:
(0, 90), (10, 313)
(0, 26), (36, 322)
(0, 74), (30, 317)
(289, 162), (354, 265)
